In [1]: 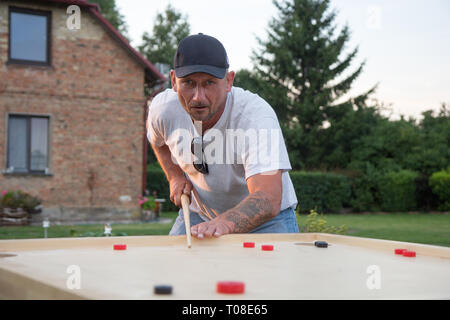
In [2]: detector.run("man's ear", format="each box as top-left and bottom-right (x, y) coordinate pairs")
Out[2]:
(226, 71), (235, 92)
(170, 70), (177, 92)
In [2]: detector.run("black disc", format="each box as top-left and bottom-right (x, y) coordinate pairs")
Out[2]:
(314, 241), (328, 248)
(154, 285), (173, 294)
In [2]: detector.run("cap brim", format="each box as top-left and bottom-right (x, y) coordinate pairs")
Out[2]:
(175, 65), (227, 79)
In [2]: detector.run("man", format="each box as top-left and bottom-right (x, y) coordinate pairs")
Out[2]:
(147, 33), (298, 239)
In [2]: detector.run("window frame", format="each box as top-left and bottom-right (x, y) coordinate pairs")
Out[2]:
(6, 114), (51, 175)
(8, 6), (52, 66)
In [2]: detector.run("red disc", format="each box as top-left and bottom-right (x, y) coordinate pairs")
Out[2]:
(403, 250), (416, 257)
(261, 245), (274, 251)
(395, 249), (406, 255)
(113, 244), (127, 250)
(217, 281), (245, 294)
(243, 242), (255, 248)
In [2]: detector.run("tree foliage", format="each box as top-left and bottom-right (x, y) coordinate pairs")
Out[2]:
(90, 0), (129, 38)
(138, 4), (190, 67)
(234, 0), (449, 179)
(140, 0), (449, 211)
(256, 0), (374, 123)
(235, 0), (377, 170)
(348, 104), (450, 176)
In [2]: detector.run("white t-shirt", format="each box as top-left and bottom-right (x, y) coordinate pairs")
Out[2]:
(147, 86), (298, 221)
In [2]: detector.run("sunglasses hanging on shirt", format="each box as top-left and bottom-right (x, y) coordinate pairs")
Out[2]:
(191, 137), (209, 174)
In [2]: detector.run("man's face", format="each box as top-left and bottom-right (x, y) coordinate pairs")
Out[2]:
(171, 71), (235, 124)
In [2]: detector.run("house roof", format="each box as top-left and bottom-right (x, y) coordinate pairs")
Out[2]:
(37, 0), (167, 88)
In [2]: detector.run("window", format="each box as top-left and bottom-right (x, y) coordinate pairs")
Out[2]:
(8, 7), (51, 65)
(6, 115), (50, 174)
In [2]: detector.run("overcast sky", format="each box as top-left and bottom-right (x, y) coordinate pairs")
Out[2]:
(116, 0), (450, 120)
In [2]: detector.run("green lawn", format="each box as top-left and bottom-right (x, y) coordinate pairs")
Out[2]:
(297, 212), (450, 247)
(0, 212), (179, 240)
(1, 212), (449, 247)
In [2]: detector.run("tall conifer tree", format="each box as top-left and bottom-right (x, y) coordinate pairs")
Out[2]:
(238, 0), (376, 169)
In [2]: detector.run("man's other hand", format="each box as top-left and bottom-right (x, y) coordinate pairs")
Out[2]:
(169, 176), (193, 207)
(191, 217), (234, 239)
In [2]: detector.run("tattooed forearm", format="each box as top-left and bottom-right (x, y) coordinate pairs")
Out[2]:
(222, 191), (275, 233)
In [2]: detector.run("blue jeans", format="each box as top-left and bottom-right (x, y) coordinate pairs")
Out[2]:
(169, 207), (299, 235)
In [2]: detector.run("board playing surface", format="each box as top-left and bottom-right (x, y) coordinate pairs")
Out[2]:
(1, 233), (449, 299)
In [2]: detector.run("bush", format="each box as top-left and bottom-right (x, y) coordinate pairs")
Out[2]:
(0, 190), (42, 213)
(415, 173), (439, 211)
(348, 165), (381, 212)
(139, 195), (156, 211)
(429, 169), (450, 211)
(290, 171), (351, 213)
(147, 167), (353, 214)
(299, 209), (347, 234)
(377, 170), (419, 212)
(146, 168), (178, 212)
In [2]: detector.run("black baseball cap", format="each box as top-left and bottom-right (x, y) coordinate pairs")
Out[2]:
(174, 33), (229, 79)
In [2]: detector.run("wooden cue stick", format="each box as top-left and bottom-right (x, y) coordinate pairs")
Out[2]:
(180, 194), (192, 248)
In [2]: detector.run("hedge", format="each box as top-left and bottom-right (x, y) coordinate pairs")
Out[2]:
(415, 173), (439, 211)
(146, 169), (352, 214)
(290, 171), (351, 213)
(146, 167), (434, 213)
(348, 167), (382, 212)
(429, 169), (450, 211)
(377, 170), (419, 212)
(146, 168), (178, 212)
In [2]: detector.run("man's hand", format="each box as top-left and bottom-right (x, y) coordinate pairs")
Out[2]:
(169, 176), (193, 207)
(191, 170), (283, 238)
(151, 143), (191, 208)
(191, 216), (234, 238)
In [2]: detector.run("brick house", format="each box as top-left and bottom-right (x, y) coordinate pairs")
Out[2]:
(0, 0), (166, 223)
